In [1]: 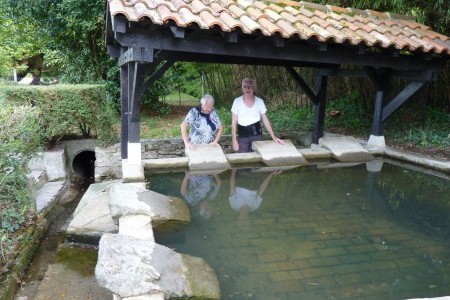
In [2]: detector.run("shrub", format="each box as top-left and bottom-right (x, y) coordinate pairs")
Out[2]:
(0, 104), (42, 273)
(0, 84), (118, 146)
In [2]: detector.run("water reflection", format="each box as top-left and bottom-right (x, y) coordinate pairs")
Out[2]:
(180, 172), (222, 219)
(230, 168), (282, 226)
(146, 162), (450, 299)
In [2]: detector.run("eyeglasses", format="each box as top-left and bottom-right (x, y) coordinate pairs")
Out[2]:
(242, 85), (253, 89)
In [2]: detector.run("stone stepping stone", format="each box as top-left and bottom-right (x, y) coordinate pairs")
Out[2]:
(185, 144), (230, 171)
(109, 182), (190, 230)
(252, 140), (307, 166)
(319, 136), (374, 162)
(143, 157), (189, 169)
(96, 233), (221, 299)
(66, 180), (120, 244)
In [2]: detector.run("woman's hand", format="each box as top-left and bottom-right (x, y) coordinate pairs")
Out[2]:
(232, 139), (239, 152)
(274, 138), (285, 145)
(186, 142), (197, 150)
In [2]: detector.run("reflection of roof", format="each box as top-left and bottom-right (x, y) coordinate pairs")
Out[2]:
(108, 0), (450, 56)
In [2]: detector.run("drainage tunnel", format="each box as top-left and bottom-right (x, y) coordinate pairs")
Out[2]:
(72, 151), (96, 183)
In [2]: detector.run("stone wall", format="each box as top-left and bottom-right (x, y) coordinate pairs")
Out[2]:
(94, 133), (311, 181)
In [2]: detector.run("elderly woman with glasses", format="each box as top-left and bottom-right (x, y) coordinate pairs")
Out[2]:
(181, 94), (223, 151)
(231, 78), (284, 153)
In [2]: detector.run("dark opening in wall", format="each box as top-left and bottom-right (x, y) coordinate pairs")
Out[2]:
(72, 151), (96, 184)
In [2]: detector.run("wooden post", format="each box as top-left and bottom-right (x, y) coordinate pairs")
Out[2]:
(312, 74), (328, 144)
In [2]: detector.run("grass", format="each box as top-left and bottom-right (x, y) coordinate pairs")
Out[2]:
(161, 91), (198, 106)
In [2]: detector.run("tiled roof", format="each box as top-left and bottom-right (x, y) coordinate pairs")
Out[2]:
(108, 0), (450, 56)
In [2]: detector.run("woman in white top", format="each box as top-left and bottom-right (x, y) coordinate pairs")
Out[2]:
(231, 78), (284, 152)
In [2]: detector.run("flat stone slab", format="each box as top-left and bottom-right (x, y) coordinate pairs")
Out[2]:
(66, 180), (119, 243)
(298, 147), (332, 159)
(226, 152), (262, 164)
(319, 136), (374, 162)
(143, 157), (189, 169)
(36, 181), (68, 215)
(96, 234), (220, 299)
(252, 140), (307, 166)
(185, 144), (230, 171)
(109, 182), (190, 229)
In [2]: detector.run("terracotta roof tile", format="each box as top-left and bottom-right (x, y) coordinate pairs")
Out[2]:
(210, 2), (226, 14)
(219, 11), (246, 31)
(228, 4), (247, 18)
(284, 5), (300, 16)
(264, 8), (282, 22)
(294, 22), (323, 41)
(108, 0), (450, 56)
(276, 19), (298, 37)
(191, 0), (208, 14)
(271, 3), (286, 12)
(218, 0), (234, 8)
(253, 1), (268, 11)
(240, 15), (261, 32)
(247, 6), (265, 20)
(199, 10), (230, 30)
(258, 16), (283, 35)
(237, 0), (252, 10)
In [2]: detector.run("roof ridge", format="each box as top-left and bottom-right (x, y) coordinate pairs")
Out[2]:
(259, 0), (416, 22)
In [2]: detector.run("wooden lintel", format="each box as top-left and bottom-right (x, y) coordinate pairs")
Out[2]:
(115, 30), (446, 71)
(225, 31), (238, 43)
(118, 47), (153, 66)
(170, 26), (185, 38)
(273, 36), (284, 48)
(390, 50), (400, 58)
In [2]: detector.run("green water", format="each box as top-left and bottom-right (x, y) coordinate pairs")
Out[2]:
(147, 160), (450, 300)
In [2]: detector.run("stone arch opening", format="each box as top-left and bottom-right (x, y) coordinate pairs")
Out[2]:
(72, 150), (96, 183)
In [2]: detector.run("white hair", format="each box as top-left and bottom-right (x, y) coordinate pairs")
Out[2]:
(200, 94), (215, 105)
(241, 77), (256, 88)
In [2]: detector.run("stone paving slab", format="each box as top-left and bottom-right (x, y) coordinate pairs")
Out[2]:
(66, 181), (119, 243)
(143, 157), (189, 169)
(185, 144), (230, 171)
(226, 152), (262, 164)
(36, 181), (68, 216)
(298, 147), (332, 160)
(319, 136), (374, 162)
(252, 140), (307, 167)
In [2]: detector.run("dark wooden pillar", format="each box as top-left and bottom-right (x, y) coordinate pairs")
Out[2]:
(120, 49), (129, 159)
(127, 61), (146, 145)
(367, 68), (390, 137)
(312, 74), (328, 144)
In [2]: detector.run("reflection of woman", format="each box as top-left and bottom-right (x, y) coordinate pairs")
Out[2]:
(229, 169), (281, 221)
(181, 94), (223, 151)
(180, 172), (222, 219)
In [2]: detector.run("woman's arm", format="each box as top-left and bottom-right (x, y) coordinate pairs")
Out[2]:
(231, 113), (239, 151)
(261, 114), (284, 145)
(212, 124), (223, 144)
(181, 121), (196, 150)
